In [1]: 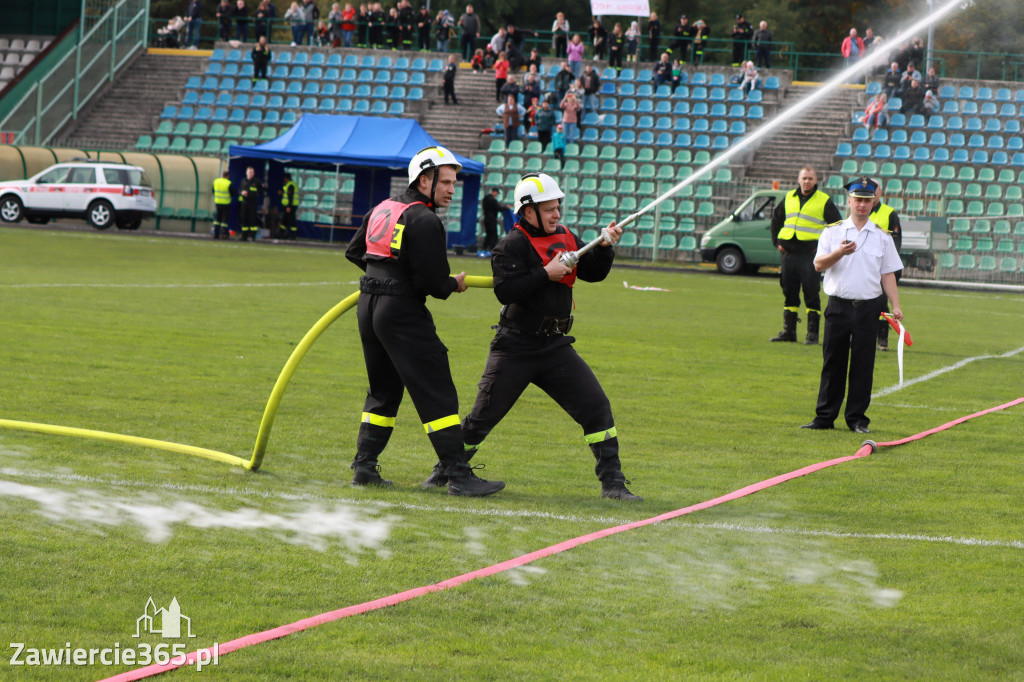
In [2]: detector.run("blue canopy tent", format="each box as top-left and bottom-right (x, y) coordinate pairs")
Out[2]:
(227, 115), (483, 246)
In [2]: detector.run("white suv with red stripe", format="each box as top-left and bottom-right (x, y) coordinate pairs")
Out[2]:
(0, 160), (157, 230)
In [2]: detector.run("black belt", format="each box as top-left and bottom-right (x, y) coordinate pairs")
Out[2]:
(830, 295), (882, 307)
(359, 276), (416, 297)
(498, 315), (573, 337)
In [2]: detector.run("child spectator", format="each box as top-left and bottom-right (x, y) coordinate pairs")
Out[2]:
(535, 99), (556, 148)
(923, 89), (940, 115)
(863, 93), (888, 132)
(494, 51), (509, 102)
(560, 90), (581, 144)
(552, 123), (567, 168)
(625, 21), (640, 63)
(471, 48), (485, 72)
(739, 60), (760, 95)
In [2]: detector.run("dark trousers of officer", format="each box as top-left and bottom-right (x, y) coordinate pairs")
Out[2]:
(647, 38), (659, 61)
(779, 249), (821, 311)
(482, 217), (498, 251)
(814, 295), (885, 428)
(732, 41), (746, 65)
(355, 291), (464, 465)
(240, 201), (259, 239)
(462, 329), (624, 484)
(213, 204), (231, 238)
(280, 207), (296, 238)
(443, 79), (457, 104)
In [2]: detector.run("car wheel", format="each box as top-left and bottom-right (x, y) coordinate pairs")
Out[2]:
(116, 217), (142, 230)
(87, 200), (114, 230)
(715, 246), (745, 275)
(0, 195), (23, 223)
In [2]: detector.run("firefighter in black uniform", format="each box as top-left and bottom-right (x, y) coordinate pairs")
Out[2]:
(239, 166), (265, 241)
(424, 173), (641, 501)
(870, 181), (903, 350)
(769, 165), (843, 344)
(345, 146), (504, 497)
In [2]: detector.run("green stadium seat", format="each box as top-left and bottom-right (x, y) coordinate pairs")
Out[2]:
(696, 202), (715, 217)
(185, 138), (204, 153)
(978, 256), (997, 271)
(943, 182), (963, 198)
(996, 239), (1014, 253)
(951, 219), (971, 233)
(953, 236), (973, 251)
(999, 257), (1018, 272)
(957, 254), (976, 270)
(918, 164), (936, 179)
(975, 238), (994, 252)
(679, 236), (697, 250)
(134, 135), (152, 151)
(938, 252), (955, 269)
(169, 137), (187, 152)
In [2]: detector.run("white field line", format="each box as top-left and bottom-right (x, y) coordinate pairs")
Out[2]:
(873, 344), (1024, 398)
(1, 468), (1021, 551)
(0, 281), (357, 289)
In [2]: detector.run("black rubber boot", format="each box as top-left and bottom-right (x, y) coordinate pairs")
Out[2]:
(877, 318), (889, 351)
(804, 310), (820, 345)
(591, 440), (642, 500)
(601, 479), (643, 501)
(350, 460), (394, 487)
(445, 448), (504, 497)
(770, 310), (799, 342)
(420, 461), (448, 488)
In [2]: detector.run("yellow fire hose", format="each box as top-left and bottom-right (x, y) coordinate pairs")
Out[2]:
(0, 275), (495, 472)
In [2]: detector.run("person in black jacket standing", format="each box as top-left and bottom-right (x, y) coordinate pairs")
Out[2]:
(440, 173), (641, 501)
(345, 147), (504, 497)
(442, 54), (458, 105)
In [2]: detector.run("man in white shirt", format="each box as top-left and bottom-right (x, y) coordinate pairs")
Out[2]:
(802, 177), (903, 434)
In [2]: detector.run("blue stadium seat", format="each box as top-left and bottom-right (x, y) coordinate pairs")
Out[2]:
(326, 53), (342, 67)
(355, 84), (371, 97)
(303, 82), (320, 95)
(913, 147), (930, 161)
(374, 70), (391, 83)
(959, 86), (975, 99)
(370, 101), (387, 114)
(222, 62), (239, 77)
(941, 100), (959, 114)
(336, 99), (353, 112)
(692, 102), (709, 116)
(853, 143), (872, 157)
(619, 130), (636, 144)
(748, 105), (764, 120)
(318, 99), (335, 113)
(692, 119), (709, 133)
(764, 76), (780, 89)
(693, 134), (711, 149)
(310, 52), (326, 67)
(407, 87), (424, 100)
(275, 51), (291, 65)
(388, 101), (405, 115)
(747, 89), (763, 103)
(852, 128), (869, 142)
(691, 86), (708, 100)
(306, 66), (323, 81)
(184, 76), (201, 90)
(709, 73), (726, 87)
(675, 133), (692, 148)
(866, 82), (881, 95)
(410, 57), (426, 70)
(293, 52), (309, 66)
(206, 62), (222, 76)
(372, 84), (388, 99)
(183, 90), (199, 105)
(636, 83), (653, 97)
(427, 58), (443, 71)
(210, 48), (225, 62)
(977, 87), (993, 100)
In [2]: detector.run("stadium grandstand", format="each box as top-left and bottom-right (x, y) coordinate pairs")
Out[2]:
(2, 0), (1024, 284)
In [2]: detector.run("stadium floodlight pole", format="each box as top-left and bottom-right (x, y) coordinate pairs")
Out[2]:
(560, 0), (965, 270)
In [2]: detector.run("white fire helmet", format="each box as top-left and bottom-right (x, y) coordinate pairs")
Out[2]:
(407, 146), (462, 186)
(513, 173), (565, 215)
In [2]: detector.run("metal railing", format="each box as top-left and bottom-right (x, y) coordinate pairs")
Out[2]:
(0, 0), (150, 146)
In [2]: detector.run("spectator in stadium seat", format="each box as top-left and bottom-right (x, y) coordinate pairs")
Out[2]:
(608, 22), (625, 70)
(342, 3), (357, 46)
(535, 99), (556, 148)
(672, 15), (692, 62)
(522, 71), (542, 106)
(908, 37), (925, 68)
(482, 45), (497, 69)
(567, 34), (584, 78)
(553, 61), (573, 102)
(254, 0), (276, 41)
(753, 21), (772, 69)
(233, 0), (249, 42)
(506, 35), (526, 71)
(489, 27), (508, 54)
(923, 89), (940, 116)
(471, 48), (484, 72)
(862, 93), (888, 133)
(560, 91), (581, 144)
(653, 51), (673, 87)
(186, 0), (203, 49)
(157, 16), (186, 48)
(841, 28), (864, 68)
(416, 5), (431, 50)
(494, 51), (509, 102)
(552, 123), (567, 168)
(302, 0), (320, 45)
(882, 62), (901, 100)
(251, 35), (272, 82)
(691, 20), (708, 64)
(625, 21), (640, 63)
(285, 2), (303, 45)
(328, 4), (344, 47)
(589, 17), (608, 60)
(923, 66), (940, 93)
(900, 78), (925, 116)
(646, 11), (661, 61)
(526, 50), (543, 72)
(497, 95), (526, 145)
(217, 0), (233, 42)
(435, 9), (454, 53)
(552, 12), (570, 59)
(739, 60), (760, 95)
(500, 75), (521, 104)
(731, 13), (753, 67)
(458, 5), (479, 62)
(581, 64), (601, 115)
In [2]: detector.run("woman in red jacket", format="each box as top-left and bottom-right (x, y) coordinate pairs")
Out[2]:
(494, 51), (509, 102)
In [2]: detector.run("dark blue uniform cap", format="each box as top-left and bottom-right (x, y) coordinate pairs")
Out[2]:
(844, 177), (879, 197)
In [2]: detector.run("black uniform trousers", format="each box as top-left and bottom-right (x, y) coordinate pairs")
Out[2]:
(779, 248), (821, 312)
(213, 203), (231, 238)
(356, 292), (463, 463)
(814, 295), (886, 429)
(462, 328), (622, 483)
(240, 200), (259, 238)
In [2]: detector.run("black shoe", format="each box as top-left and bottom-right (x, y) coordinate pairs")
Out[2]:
(800, 421), (834, 430)
(446, 463), (504, 497)
(849, 424), (871, 434)
(877, 340), (889, 351)
(351, 463), (394, 487)
(420, 461), (448, 488)
(601, 481), (643, 501)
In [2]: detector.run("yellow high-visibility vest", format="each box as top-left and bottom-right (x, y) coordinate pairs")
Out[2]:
(281, 180), (298, 207)
(777, 189), (829, 241)
(213, 177), (233, 205)
(870, 203), (894, 233)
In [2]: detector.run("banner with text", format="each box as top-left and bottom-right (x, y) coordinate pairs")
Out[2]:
(590, 0), (650, 18)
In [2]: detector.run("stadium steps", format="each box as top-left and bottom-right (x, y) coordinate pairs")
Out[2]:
(744, 84), (861, 186)
(57, 52), (207, 151)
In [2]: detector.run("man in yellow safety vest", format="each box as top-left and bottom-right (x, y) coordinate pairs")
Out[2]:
(211, 170), (234, 239)
(769, 165), (843, 344)
(278, 172), (298, 240)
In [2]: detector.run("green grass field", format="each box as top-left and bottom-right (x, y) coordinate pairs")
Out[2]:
(1, 226), (1022, 681)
